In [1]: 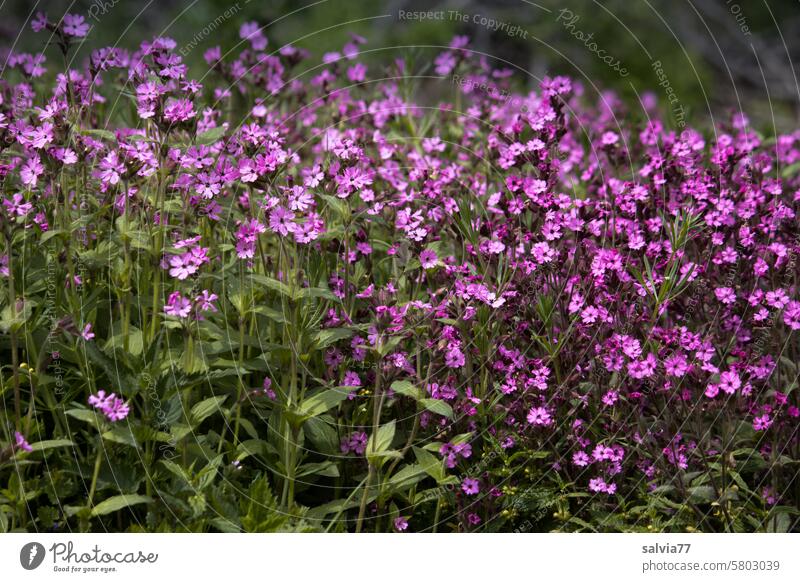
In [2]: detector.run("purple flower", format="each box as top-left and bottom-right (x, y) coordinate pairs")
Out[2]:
(20, 156), (44, 187)
(393, 517), (408, 531)
(269, 206), (296, 237)
(164, 291), (192, 318)
(62, 14), (90, 37)
(714, 287), (736, 305)
(88, 390), (130, 422)
(527, 406), (553, 426)
(80, 323), (95, 341)
(753, 414), (772, 431)
(420, 249), (438, 269)
(240, 21), (267, 50)
(3, 194), (33, 217)
(444, 345), (465, 368)
(14, 431), (33, 452)
(461, 478), (480, 496)
(195, 290), (218, 312)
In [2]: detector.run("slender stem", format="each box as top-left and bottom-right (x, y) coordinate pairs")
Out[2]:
(6, 233), (21, 426)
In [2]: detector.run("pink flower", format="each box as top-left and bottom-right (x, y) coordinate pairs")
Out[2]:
(3, 193), (33, 217)
(269, 206), (296, 237)
(163, 291), (192, 318)
(714, 287), (736, 305)
(420, 249), (438, 269)
(718, 370), (741, 394)
(573, 450), (590, 467)
(461, 478), (480, 495)
(240, 21), (268, 50)
(340, 431), (367, 455)
(20, 156), (44, 187)
(753, 414), (772, 431)
(62, 14), (90, 37)
(394, 517), (409, 531)
(527, 406), (553, 426)
(195, 290), (218, 312)
(80, 323), (95, 341)
(168, 254), (197, 280)
(88, 390), (130, 422)
(664, 353), (690, 377)
(602, 390), (618, 406)
(784, 301), (800, 330)
(14, 431), (33, 452)
(444, 345), (465, 368)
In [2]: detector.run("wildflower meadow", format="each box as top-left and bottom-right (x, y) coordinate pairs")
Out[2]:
(1, 5), (799, 535)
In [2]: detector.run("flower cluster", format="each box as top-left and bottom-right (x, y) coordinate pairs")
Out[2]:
(0, 12), (797, 533)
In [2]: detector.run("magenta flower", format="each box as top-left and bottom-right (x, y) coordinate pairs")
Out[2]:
(444, 345), (465, 368)
(20, 156), (44, 187)
(80, 323), (95, 341)
(718, 370), (741, 395)
(3, 194), (33, 217)
(240, 21), (267, 50)
(527, 406), (553, 426)
(268, 206), (296, 237)
(195, 290), (218, 312)
(88, 390), (130, 422)
(14, 431), (33, 452)
(340, 431), (367, 455)
(753, 414), (772, 431)
(163, 291), (192, 318)
(394, 517), (408, 531)
(714, 287), (736, 305)
(461, 478), (480, 496)
(62, 14), (89, 37)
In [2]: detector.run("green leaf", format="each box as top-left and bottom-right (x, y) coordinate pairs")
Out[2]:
(90, 494), (151, 517)
(102, 427), (139, 449)
(687, 485), (717, 503)
(391, 380), (421, 400)
(28, 439), (75, 452)
(195, 125), (227, 145)
(314, 327), (353, 350)
(296, 461), (339, 478)
(304, 416), (339, 454)
(413, 446), (444, 482)
(297, 287), (339, 302)
(294, 386), (356, 424)
(190, 395), (228, 426)
(420, 398), (453, 418)
(366, 420), (396, 467)
(65, 408), (103, 428)
(80, 128), (116, 142)
(250, 274), (293, 299)
(388, 463), (427, 491)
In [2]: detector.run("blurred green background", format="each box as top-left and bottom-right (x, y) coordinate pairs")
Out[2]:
(2, 0), (799, 131)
